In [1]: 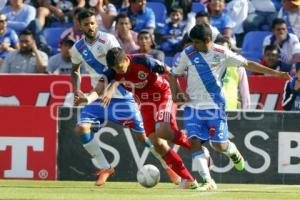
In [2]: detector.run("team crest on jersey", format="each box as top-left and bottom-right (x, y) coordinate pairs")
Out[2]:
(138, 71), (148, 80)
(97, 45), (106, 58)
(213, 54), (221, 62)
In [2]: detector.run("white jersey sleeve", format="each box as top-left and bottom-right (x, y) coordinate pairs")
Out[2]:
(224, 48), (247, 67)
(71, 45), (82, 65)
(171, 51), (190, 76)
(106, 33), (121, 49)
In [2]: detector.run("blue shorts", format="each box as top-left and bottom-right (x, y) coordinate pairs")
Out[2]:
(183, 107), (228, 143)
(79, 98), (144, 133)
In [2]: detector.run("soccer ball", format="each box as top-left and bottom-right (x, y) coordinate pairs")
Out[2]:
(137, 164), (160, 188)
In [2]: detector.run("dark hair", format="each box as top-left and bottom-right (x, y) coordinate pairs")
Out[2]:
(106, 47), (127, 68)
(271, 18), (287, 30)
(73, 7), (85, 18)
(115, 12), (130, 24)
(189, 24), (212, 41)
(61, 35), (75, 47)
(138, 30), (156, 49)
(20, 29), (33, 37)
(77, 8), (96, 22)
(215, 36), (231, 49)
(170, 6), (183, 15)
(180, 33), (192, 49)
(264, 45), (278, 54)
(195, 11), (210, 20)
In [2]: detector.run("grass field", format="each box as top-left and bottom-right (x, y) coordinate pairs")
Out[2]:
(0, 180), (299, 200)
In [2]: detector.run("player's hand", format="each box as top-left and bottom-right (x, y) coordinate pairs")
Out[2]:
(74, 90), (87, 106)
(100, 89), (113, 107)
(172, 92), (190, 104)
(276, 71), (291, 80)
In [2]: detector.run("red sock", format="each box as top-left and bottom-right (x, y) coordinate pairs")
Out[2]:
(171, 130), (191, 150)
(164, 149), (194, 181)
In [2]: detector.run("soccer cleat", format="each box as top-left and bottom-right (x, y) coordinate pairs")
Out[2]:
(229, 150), (245, 171)
(197, 178), (217, 191)
(165, 167), (181, 185)
(178, 179), (199, 189)
(95, 167), (115, 186)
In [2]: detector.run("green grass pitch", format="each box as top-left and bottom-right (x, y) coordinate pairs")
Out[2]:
(0, 180), (299, 200)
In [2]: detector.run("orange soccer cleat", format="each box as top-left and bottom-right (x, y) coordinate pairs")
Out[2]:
(95, 167), (115, 186)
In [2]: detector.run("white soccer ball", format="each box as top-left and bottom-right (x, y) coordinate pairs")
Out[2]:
(137, 164), (160, 188)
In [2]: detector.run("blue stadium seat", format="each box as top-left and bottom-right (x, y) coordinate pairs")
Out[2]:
(146, 2), (167, 24)
(241, 31), (272, 62)
(43, 27), (67, 55)
(191, 2), (207, 13)
(164, 56), (174, 67)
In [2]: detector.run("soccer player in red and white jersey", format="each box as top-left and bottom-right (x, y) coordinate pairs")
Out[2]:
(103, 47), (200, 189)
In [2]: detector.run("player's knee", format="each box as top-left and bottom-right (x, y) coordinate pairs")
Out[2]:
(151, 138), (169, 154)
(155, 123), (171, 139)
(75, 124), (91, 134)
(211, 142), (227, 152)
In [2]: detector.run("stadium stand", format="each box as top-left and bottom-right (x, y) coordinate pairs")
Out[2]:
(241, 31), (271, 62)
(191, 2), (207, 13)
(146, 2), (167, 25)
(43, 27), (67, 55)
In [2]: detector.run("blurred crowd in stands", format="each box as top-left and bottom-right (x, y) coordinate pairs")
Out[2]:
(0, 0), (299, 110)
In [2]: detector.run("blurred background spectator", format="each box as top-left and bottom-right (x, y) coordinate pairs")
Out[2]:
(114, 12), (139, 53)
(36, 0), (85, 29)
(252, 44), (281, 75)
(1, 0), (36, 33)
(91, 0), (117, 33)
(47, 36), (74, 74)
(226, 0), (248, 47)
(159, 6), (185, 55)
(263, 18), (300, 73)
(0, 12), (19, 67)
(184, 11), (222, 42)
(131, 30), (165, 62)
(60, 7), (84, 42)
(207, 0), (232, 38)
(282, 62), (300, 110)
(121, 0), (156, 33)
(243, 0), (278, 33)
(278, 0), (300, 39)
(0, 29), (48, 73)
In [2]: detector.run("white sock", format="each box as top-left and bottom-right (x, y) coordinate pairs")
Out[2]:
(192, 147), (212, 180)
(224, 141), (238, 156)
(83, 138), (110, 170)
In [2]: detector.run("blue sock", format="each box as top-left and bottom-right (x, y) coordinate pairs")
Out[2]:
(80, 132), (93, 144)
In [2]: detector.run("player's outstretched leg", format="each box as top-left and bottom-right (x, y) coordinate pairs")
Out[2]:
(191, 146), (217, 191)
(224, 141), (245, 171)
(147, 133), (198, 188)
(140, 136), (181, 185)
(77, 124), (114, 186)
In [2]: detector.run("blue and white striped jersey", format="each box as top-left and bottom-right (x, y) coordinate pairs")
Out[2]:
(71, 31), (131, 99)
(172, 43), (247, 110)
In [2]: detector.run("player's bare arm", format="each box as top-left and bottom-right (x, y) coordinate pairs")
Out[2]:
(71, 63), (82, 93)
(169, 74), (190, 104)
(101, 80), (120, 107)
(244, 60), (291, 79)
